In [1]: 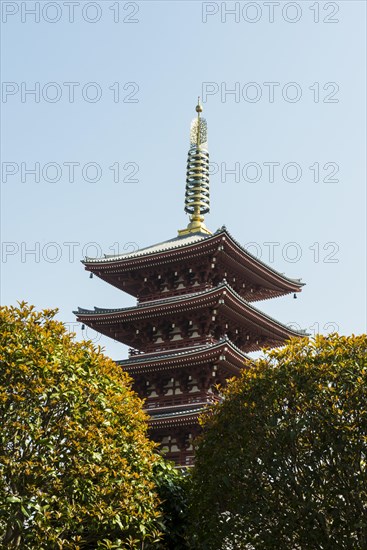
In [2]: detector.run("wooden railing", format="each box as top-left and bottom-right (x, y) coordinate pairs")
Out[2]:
(146, 393), (220, 410)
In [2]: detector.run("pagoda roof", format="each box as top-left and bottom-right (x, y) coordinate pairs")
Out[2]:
(117, 338), (249, 374)
(148, 408), (202, 429)
(75, 282), (307, 352)
(75, 281), (305, 333)
(84, 231), (210, 263)
(82, 227), (303, 299)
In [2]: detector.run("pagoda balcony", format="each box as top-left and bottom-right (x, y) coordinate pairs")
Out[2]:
(145, 392), (221, 412)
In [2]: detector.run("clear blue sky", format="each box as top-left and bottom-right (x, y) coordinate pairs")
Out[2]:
(1, 0), (366, 360)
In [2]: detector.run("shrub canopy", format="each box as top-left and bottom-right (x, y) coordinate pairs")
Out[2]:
(0, 303), (163, 549)
(190, 334), (367, 549)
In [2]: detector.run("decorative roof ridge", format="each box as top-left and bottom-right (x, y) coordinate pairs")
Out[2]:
(117, 338), (250, 365)
(82, 226), (227, 264)
(75, 281), (308, 336)
(82, 231), (215, 264)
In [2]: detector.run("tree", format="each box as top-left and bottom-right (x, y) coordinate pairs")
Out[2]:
(189, 334), (367, 549)
(0, 302), (163, 549)
(151, 460), (190, 550)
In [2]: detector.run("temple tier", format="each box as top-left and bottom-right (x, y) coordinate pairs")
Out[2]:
(75, 102), (305, 467)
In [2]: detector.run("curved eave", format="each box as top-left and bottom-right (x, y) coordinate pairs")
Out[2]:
(82, 228), (303, 297)
(117, 340), (249, 374)
(148, 409), (202, 429)
(74, 282), (307, 341)
(220, 233), (304, 295)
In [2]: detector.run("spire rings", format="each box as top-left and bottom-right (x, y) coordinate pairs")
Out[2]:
(184, 147), (210, 215)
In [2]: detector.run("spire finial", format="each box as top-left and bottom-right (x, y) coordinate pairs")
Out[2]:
(178, 100), (211, 236)
(196, 97), (203, 113)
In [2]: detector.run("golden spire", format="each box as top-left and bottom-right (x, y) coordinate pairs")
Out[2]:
(178, 98), (211, 236)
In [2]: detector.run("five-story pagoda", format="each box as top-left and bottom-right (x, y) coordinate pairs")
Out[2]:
(75, 101), (305, 467)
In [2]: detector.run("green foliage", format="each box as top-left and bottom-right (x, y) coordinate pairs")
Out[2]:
(190, 334), (367, 549)
(150, 460), (190, 549)
(0, 302), (163, 549)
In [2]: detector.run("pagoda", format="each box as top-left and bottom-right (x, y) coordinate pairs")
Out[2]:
(75, 101), (305, 467)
